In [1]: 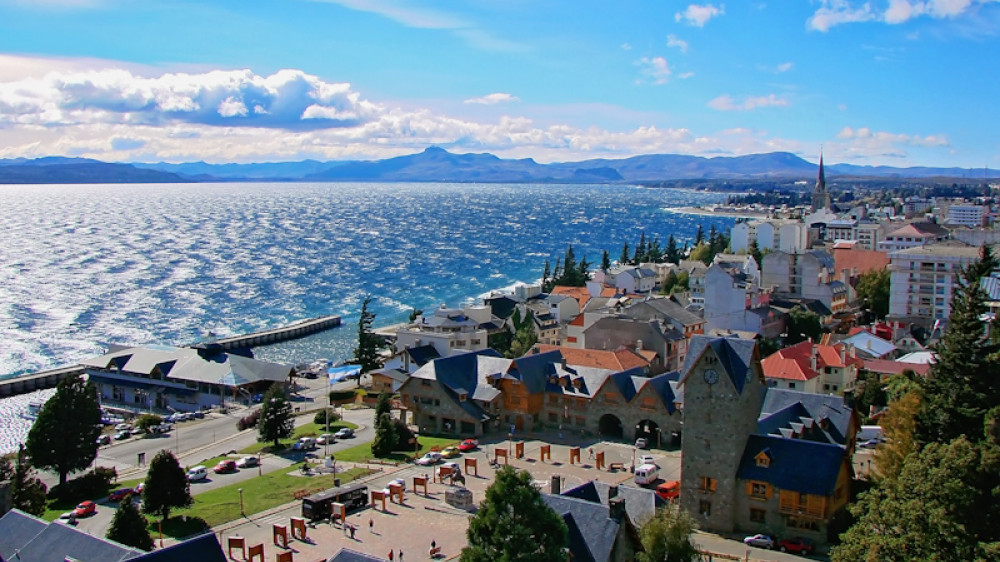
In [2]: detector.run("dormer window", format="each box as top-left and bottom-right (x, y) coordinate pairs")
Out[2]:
(755, 450), (771, 468)
(457, 392), (468, 402)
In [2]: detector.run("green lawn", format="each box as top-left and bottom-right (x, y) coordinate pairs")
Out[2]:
(330, 435), (460, 463)
(239, 420), (358, 455)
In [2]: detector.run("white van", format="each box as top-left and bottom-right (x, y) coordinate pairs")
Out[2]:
(856, 425), (884, 443)
(186, 465), (208, 481)
(634, 463), (659, 486)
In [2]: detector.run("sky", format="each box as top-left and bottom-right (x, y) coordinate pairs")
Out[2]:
(0, 0), (998, 168)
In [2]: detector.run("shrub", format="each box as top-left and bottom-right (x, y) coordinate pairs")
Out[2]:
(328, 390), (356, 403)
(313, 408), (341, 430)
(236, 409), (260, 431)
(134, 414), (163, 432)
(48, 466), (118, 503)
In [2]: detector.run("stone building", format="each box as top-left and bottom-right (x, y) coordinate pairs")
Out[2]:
(680, 336), (858, 544)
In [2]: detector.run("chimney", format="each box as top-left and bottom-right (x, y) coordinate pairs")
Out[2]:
(609, 496), (626, 522)
(551, 475), (562, 495)
(608, 485), (619, 500)
(839, 345), (846, 364)
(810, 347), (817, 372)
(636, 339), (644, 351)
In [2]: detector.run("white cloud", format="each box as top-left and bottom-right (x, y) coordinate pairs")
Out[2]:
(675, 3), (725, 27)
(678, 72), (696, 79)
(464, 93), (521, 105)
(776, 62), (794, 72)
(0, 67), (382, 131)
(707, 93), (788, 111)
(636, 57), (672, 85)
(808, 0), (877, 31)
(667, 34), (689, 53)
(621, 43), (633, 51)
(809, 0), (997, 30)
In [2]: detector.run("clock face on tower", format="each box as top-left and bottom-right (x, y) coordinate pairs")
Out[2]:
(704, 369), (719, 385)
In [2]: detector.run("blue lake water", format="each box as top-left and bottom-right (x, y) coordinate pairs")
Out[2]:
(0, 182), (733, 378)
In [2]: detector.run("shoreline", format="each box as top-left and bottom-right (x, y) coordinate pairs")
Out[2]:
(665, 206), (771, 219)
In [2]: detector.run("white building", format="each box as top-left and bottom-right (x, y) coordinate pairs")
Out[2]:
(887, 241), (982, 325)
(394, 305), (494, 358)
(947, 204), (987, 228)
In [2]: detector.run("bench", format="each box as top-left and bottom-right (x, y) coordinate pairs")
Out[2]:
(608, 462), (625, 471)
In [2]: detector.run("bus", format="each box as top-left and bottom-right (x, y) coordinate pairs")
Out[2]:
(301, 482), (369, 521)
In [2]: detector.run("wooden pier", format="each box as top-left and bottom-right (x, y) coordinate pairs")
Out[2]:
(0, 315), (341, 397)
(208, 315), (341, 350)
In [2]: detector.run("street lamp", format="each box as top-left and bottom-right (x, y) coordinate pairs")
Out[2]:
(238, 488), (245, 517)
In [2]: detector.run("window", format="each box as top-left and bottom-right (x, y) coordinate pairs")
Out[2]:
(699, 476), (717, 493)
(699, 500), (712, 516)
(751, 482), (769, 498)
(750, 508), (766, 523)
(788, 382), (796, 389)
(421, 380), (432, 387)
(548, 412), (557, 423)
(754, 452), (770, 468)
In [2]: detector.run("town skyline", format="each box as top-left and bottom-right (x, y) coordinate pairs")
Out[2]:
(0, 1), (998, 168)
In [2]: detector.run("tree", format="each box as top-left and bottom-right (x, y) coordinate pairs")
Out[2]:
(107, 497), (154, 551)
(408, 308), (423, 323)
(665, 235), (680, 265)
(832, 437), (1000, 561)
(25, 374), (101, 485)
(461, 466), (568, 562)
(634, 231), (647, 264)
(620, 242), (630, 266)
(507, 309), (538, 359)
(351, 295), (382, 376)
(637, 503), (699, 562)
(142, 450), (192, 521)
(134, 413), (163, 433)
(600, 250), (611, 272)
(694, 224), (705, 246)
(915, 251), (1000, 446)
(748, 238), (762, 267)
(785, 306), (823, 345)
(9, 445), (47, 516)
(371, 412), (398, 457)
(873, 390), (920, 482)
(854, 371), (888, 420)
(688, 243), (711, 265)
(660, 270), (679, 295)
(258, 382), (294, 448)
(856, 269), (890, 320)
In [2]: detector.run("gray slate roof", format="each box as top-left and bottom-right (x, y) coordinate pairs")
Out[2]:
(561, 481), (664, 527)
(0, 509), (142, 562)
(80, 345), (292, 387)
(624, 297), (704, 327)
(327, 548), (387, 561)
(759, 388), (854, 445)
(682, 336), (757, 395)
(542, 494), (621, 562)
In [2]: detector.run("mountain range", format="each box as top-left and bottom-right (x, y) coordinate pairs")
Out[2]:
(1, 147), (995, 185)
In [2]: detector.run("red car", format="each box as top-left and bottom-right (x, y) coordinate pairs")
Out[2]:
(214, 460), (238, 474)
(73, 501), (97, 518)
(777, 537), (815, 554)
(655, 480), (680, 501)
(458, 438), (479, 452)
(108, 488), (133, 502)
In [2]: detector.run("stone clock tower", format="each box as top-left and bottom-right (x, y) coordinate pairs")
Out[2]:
(679, 336), (766, 532)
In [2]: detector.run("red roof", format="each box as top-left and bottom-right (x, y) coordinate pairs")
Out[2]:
(832, 247), (890, 278)
(551, 285), (592, 310)
(862, 359), (931, 377)
(532, 344), (650, 372)
(761, 340), (862, 381)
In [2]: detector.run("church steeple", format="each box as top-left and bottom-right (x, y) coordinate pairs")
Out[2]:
(811, 151), (831, 212)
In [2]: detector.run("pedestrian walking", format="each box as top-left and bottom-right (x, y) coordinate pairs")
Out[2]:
(388, 550), (394, 561)
(369, 518), (374, 533)
(588, 448), (594, 460)
(398, 550), (403, 561)
(349, 524), (356, 539)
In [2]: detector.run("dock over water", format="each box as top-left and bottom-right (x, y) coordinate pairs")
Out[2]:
(0, 315), (341, 397)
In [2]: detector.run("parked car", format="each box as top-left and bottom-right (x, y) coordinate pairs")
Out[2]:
(316, 434), (336, 445)
(114, 423), (131, 432)
(167, 412), (184, 423)
(133, 482), (146, 495)
(293, 437), (317, 450)
(637, 454), (657, 467)
(186, 465), (208, 481)
(416, 452), (443, 466)
(214, 460), (238, 474)
(236, 456), (259, 468)
(777, 537), (815, 554)
(192, 410), (205, 418)
(73, 500), (97, 518)
(115, 430), (130, 440)
(108, 488), (133, 502)
(655, 480), (680, 501)
(635, 438), (648, 449)
(334, 427), (354, 439)
(96, 434), (111, 446)
(130, 427), (145, 436)
(743, 534), (774, 549)
(441, 446), (461, 458)
(860, 438), (881, 449)
(458, 438), (478, 451)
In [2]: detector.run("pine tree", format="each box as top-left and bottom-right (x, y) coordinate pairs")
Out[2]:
(25, 374), (101, 485)
(748, 238), (762, 267)
(371, 393), (397, 458)
(352, 295), (383, 376)
(461, 466), (568, 562)
(647, 236), (663, 262)
(542, 260), (552, 290)
(600, 250), (611, 272)
(9, 445), (47, 516)
(694, 224), (705, 246)
(620, 242), (630, 265)
(258, 382), (294, 448)
(634, 231), (647, 264)
(665, 235), (679, 264)
(141, 450), (192, 521)
(107, 497), (154, 551)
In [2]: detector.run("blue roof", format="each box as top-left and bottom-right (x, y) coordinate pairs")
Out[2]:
(130, 533), (227, 562)
(543, 494), (620, 562)
(645, 371), (680, 414)
(760, 388), (853, 445)
(808, 250), (836, 270)
(737, 435), (845, 496)
(610, 370), (640, 402)
(682, 336), (757, 395)
(406, 344), (441, 366)
(511, 350), (563, 394)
